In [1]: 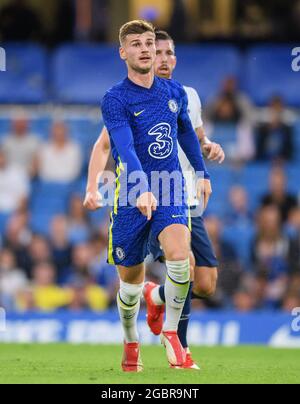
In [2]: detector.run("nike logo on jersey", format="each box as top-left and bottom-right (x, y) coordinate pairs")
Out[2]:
(172, 215), (184, 219)
(134, 110), (145, 117)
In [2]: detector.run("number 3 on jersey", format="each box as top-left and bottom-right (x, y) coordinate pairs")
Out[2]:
(148, 123), (173, 160)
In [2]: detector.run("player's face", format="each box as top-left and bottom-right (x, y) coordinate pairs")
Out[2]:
(120, 32), (156, 74)
(154, 40), (177, 79)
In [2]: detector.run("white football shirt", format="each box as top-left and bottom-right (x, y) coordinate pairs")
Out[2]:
(178, 86), (203, 206)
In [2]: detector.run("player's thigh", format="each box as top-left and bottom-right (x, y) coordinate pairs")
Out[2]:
(191, 215), (218, 269)
(158, 224), (191, 261)
(109, 208), (150, 268)
(117, 263), (146, 284)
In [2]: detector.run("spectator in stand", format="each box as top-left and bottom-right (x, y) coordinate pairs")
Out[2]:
(90, 233), (119, 306)
(204, 215), (243, 308)
(206, 77), (253, 124)
(288, 208), (300, 276)
(63, 243), (109, 311)
(18, 235), (53, 279)
(205, 77), (255, 162)
(233, 287), (257, 312)
(0, 0), (42, 42)
(286, 207), (300, 237)
(256, 96), (294, 162)
(17, 262), (72, 312)
(1, 114), (40, 176)
(251, 205), (292, 309)
(49, 215), (72, 276)
(227, 186), (252, 225)
(63, 243), (93, 285)
(261, 167), (298, 223)
(3, 211), (32, 275)
(0, 148), (30, 214)
(282, 293), (300, 312)
(67, 195), (90, 245)
(0, 248), (28, 311)
(37, 122), (82, 183)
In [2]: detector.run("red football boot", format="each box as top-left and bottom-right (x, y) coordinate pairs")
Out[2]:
(171, 348), (201, 370)
(143, 282), (165, 336)
(122, 342), (143, 373)
(160, 331), (186, 367)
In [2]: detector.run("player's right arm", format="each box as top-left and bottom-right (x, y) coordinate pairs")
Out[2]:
(101, 93), (157, 220)
(190, 87), (225, 163)
(84, 127), (111, 211)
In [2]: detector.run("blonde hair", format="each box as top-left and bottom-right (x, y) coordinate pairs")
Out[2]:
(119, 20), (155, 45)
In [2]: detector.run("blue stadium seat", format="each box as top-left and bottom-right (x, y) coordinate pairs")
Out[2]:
(210, 124), (239, 157)
(244, 45), (300, 106)
(222, 223), (255, 268)
(30, 213), (53, 236)
(0, 44), (48, 104)
(174, 45), (241, 103)
(30, 181), (73, 235)
(52, 45), (126, 104)
(66, 118), (101, 163)
(30, 117), (52, 140)
(0, 117), (51, 141)
(0, 118), (10, 141)
(0, 213), (11, 236)
(236, 163), (271, 209)
(286, 163), (300, 195)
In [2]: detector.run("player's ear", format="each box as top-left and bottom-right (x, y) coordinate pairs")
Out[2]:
(173, 56), (177, 69)
(119, 47), (127, 61)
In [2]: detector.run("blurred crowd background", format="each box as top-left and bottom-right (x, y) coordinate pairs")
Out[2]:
(0, 0), (300, 314)
(1, 0), (300, 44)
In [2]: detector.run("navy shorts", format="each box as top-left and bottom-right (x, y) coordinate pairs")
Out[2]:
(108, 205), (189, 267)
(149, 214), (218, 268)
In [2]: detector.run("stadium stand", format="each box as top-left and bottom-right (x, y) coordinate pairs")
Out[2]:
(0, 44), (48, 104)
(52, 45), (126, 104)
(244, 45), (300, 107)
(173, 45), (241, 103)
(0, 43), (299, 314)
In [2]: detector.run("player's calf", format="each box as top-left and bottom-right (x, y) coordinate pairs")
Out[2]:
(117, 280), (144, 343)
(193, 267), (218, 298)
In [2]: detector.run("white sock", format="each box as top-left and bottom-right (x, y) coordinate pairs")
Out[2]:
(163, 259), (190, 332)
(151, 286), (164, 305)
(117, 281), (143, 343)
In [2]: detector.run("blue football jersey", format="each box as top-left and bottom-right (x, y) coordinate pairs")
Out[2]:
(101, 77), (193, 207)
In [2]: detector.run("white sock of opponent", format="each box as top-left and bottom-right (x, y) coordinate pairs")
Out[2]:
(117, 281), (144, 343)
(163, 259), (190, 332)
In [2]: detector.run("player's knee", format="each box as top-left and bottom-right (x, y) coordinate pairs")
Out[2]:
(119, 281), (144, 307)
(165, 248), (190, 263)
(193, 268), (218, 298)
(166, 259), (190, 284)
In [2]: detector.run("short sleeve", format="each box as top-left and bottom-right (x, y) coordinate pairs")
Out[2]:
(101, 93), (129, 132)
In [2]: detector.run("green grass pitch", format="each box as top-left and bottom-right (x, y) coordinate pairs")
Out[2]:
(0, 344), (299, 384)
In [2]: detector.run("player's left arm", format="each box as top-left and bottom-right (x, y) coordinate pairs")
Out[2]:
(191, 88), (225, 164)
(177, 91), (212, 210)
